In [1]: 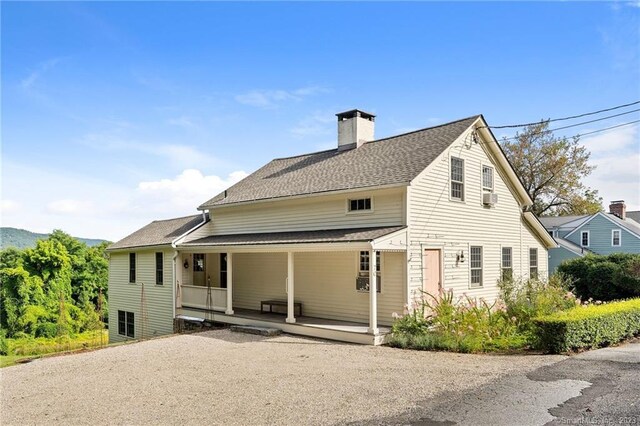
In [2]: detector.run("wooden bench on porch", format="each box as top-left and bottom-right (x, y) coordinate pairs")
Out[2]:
(260, 299), (302, 317)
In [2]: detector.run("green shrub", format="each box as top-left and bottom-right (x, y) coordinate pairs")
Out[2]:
(498, 275), (577, 341)
(35, 322), (59, 338)
(534, 298), (640, 353)
(389, 290), (523, 353)
(558, 253), (640, 301)
(0, 330), (8, 355)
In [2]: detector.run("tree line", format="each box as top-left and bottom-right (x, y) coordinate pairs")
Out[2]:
(0, 230), (109, 339)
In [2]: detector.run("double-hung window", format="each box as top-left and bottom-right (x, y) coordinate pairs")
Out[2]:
(129, 253), (136, 283)
(612, 229), (621, 247)
(118, 310), (135, 338)
(501, 247), (513, 281)
(529, 248), (538, 279)
(482, 165), (494, 191)
(155, 252), (163, 285)
(581, 231), (590, 247)
(356, 251), (381, 292)
(470, 246), (483, 287)
(450, 157), (465, 201)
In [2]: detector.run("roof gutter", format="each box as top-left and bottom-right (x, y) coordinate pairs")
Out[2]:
(523, 211), (557, 249)
(171, 211), (208, 248)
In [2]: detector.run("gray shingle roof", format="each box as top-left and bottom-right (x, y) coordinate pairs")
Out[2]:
(108, 215), (206, 250)
(627, 211), (640, 224)
(607, 213), (640, 237)
(538, 215), (590, 229)
(179, 226), (406, 247)
(199, 116), (480, 209)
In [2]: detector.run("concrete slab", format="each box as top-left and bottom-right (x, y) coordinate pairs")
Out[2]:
(229, 325), (282, 336)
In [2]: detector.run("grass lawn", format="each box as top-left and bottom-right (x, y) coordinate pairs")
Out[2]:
(0, 354), (35, 368)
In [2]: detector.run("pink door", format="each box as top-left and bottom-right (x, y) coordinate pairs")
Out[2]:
(423, 249), (442, 298)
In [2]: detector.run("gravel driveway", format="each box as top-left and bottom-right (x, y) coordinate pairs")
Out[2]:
(1, 330), (565, 425)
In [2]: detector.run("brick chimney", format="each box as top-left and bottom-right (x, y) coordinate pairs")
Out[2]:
(336, 109), (375, 151)
(609, 200), (626, 220)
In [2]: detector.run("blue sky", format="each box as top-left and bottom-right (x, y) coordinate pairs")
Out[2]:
(2, 1), (639, 240)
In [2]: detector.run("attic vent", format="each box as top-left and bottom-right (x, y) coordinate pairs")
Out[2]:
(483, 193), (498, 206)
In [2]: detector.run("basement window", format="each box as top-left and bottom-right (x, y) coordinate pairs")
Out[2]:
(348, 198), (372, 212)
(118, 310), (135, 338)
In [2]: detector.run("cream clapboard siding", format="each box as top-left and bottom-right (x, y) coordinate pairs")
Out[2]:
(407, 130), (548, 303)
(184, 188), (405, 240)
(108, 249), (174, 343)
(230, 251), (404, 326)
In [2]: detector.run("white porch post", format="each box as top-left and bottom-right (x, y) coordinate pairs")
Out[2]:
(286, 251), (296, 323)
(225, 253), (234, 315)
(368, 249), (379, 335)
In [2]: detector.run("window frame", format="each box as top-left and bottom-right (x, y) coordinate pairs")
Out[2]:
(450, 156), (465, 202)
(529, 248), (538, 279)
(611, 229), (622, 247)
(501, 246), (513, 281)
(346, 197), (373, 214)
(155, 252), (164, 285)
(129, 253), (136, 283)
(580, 230), (590, 248)
(220, 253), (228, 289)
(469, 246), (483, 288)
(356, 251), (381, 293)
(118, 310), (135, 338)
(481, 164), (494, 192)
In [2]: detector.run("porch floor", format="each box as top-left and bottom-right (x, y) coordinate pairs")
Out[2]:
(177, 306), (391, 345)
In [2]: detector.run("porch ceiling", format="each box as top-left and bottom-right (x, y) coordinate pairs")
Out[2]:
(177, 226), (406, 251)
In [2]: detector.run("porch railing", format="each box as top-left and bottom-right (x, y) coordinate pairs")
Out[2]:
(181, 285), (227, 311)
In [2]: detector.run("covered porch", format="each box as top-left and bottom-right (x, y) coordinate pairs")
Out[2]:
(173, 226), (407, 345)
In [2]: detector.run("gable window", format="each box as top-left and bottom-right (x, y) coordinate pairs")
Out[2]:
(501, 247), (513, 281)
(129, 253), (136, 283)
(482, 165), (494, 191)
(612, 229), (621, 247)
(118, 310), (134, 338)
(155, 252), (163, 285)
(356, 251), (381, 292)
(470, 246), (483, 287)
(450, 157), (465, 201)
(348, 198), (372, 212)
(529, 248), (538, 279)
(581, 231), (590, 247)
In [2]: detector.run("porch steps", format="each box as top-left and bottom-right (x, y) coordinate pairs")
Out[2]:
(230, 325), (282, 337)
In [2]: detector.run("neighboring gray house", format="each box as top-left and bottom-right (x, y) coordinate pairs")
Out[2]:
(540, 201), (640, 273)
(107, 110), (555, 345)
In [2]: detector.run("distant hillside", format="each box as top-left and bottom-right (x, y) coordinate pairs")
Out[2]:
(0, 227), (109, 250)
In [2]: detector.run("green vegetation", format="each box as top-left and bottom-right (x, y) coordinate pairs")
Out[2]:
(0, 227), (107, 250)
(534, 299), (640, 353)
(0, 230), (109, 361)
(557, 253), (640, 301)
(390, 275), (578, 353)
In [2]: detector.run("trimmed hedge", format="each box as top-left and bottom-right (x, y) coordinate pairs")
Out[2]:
(534, 298), (640, 353)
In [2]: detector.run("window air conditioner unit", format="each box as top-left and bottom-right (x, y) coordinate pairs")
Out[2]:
(483, 193), (498, 206)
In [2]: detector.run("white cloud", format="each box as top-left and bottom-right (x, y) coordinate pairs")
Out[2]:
(290, 111), (335, 137)
(0, 199), (21, 214)
(235, 86), (329, 108)
(21, 58), (62, 90)
(1, 160), (249, 241)
(581, 123), (640, 210)
(167, 115), (197, 129)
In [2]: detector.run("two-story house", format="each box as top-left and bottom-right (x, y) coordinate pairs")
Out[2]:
(107, 110), (555, 345)
(540, 201), (640, 273)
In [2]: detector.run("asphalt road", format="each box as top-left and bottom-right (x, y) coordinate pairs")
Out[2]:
(369, 339), (640, 425)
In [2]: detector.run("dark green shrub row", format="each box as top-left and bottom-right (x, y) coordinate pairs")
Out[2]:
(557, 253), (640, 301)
(534, 298), (640, 353)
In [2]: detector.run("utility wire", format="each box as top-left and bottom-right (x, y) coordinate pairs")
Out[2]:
(574, 119), (640, 138)
(479, 100), (640, 129)
(499, 113), (640, 142)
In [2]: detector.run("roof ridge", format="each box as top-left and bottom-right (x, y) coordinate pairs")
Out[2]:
(270, 114), (481, 162)
(151, 214), (202, 223)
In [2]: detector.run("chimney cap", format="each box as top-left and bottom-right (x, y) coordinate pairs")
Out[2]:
(610, 200), (625, 204)
(336, 109), (376, 121)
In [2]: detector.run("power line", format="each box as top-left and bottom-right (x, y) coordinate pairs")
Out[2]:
(480, 100), (640, 129)
(499, 113), (640, 142)
(575, 119), (640, 138)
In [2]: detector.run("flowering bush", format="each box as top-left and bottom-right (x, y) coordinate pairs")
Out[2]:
(390, 290), (525, 353)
